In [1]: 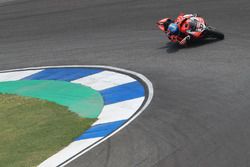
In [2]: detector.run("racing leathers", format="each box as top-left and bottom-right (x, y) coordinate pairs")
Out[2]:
(168, 13), (202, 45)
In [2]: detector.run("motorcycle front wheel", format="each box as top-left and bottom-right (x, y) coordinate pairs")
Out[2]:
(205, 26), (224, 40)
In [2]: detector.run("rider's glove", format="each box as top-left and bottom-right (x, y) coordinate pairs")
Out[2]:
(179, 35), (191, 45)
(193, 13), (198, 17)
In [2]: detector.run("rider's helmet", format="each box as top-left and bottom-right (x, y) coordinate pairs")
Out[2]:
(167, 23), (179, 35)
(157, 18), (173, 32)
(163, 19), (173, 31)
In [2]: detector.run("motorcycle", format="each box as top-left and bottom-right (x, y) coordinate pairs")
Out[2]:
(156, 16), (224, 44)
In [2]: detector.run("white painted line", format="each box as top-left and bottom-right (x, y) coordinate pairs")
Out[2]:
(0, 70), (42, 82)
(93, 97), (145, 125)
(71, 70), (136, 90)
(38, 137), (102, 167)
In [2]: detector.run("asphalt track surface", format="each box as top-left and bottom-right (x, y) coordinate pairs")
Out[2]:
(1, 0), (250, 167)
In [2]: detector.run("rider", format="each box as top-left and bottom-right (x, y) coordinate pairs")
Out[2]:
(159, 13), (202, 45)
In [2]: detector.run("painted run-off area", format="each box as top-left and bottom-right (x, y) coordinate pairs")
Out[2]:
(0, 80), (104, 118)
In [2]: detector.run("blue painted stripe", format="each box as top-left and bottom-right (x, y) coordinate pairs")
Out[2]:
(100, 81), (145, 105)
(21, 68), (103, 81)
(75, 120), (126, 141)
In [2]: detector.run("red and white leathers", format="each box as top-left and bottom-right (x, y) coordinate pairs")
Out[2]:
(168, 13), (202, 45)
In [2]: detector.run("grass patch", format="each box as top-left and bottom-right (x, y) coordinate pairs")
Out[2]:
(0, 94), (95, 167)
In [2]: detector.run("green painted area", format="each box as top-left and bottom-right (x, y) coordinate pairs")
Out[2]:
(0, 80), (104, 118)
(0, 94), (96, 167)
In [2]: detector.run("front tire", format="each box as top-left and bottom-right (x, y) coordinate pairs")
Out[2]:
(205, 26), (224, 40)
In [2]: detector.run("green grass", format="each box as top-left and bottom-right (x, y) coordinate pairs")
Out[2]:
(0, 94), (95, 167)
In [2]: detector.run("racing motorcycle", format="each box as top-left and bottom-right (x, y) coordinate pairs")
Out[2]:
(156, 16), (224, 44)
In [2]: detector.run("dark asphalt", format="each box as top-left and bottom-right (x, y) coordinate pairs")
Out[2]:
(1, 0), (250, 167)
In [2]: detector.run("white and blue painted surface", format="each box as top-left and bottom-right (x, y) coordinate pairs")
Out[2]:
(0, 65), (153, 167)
